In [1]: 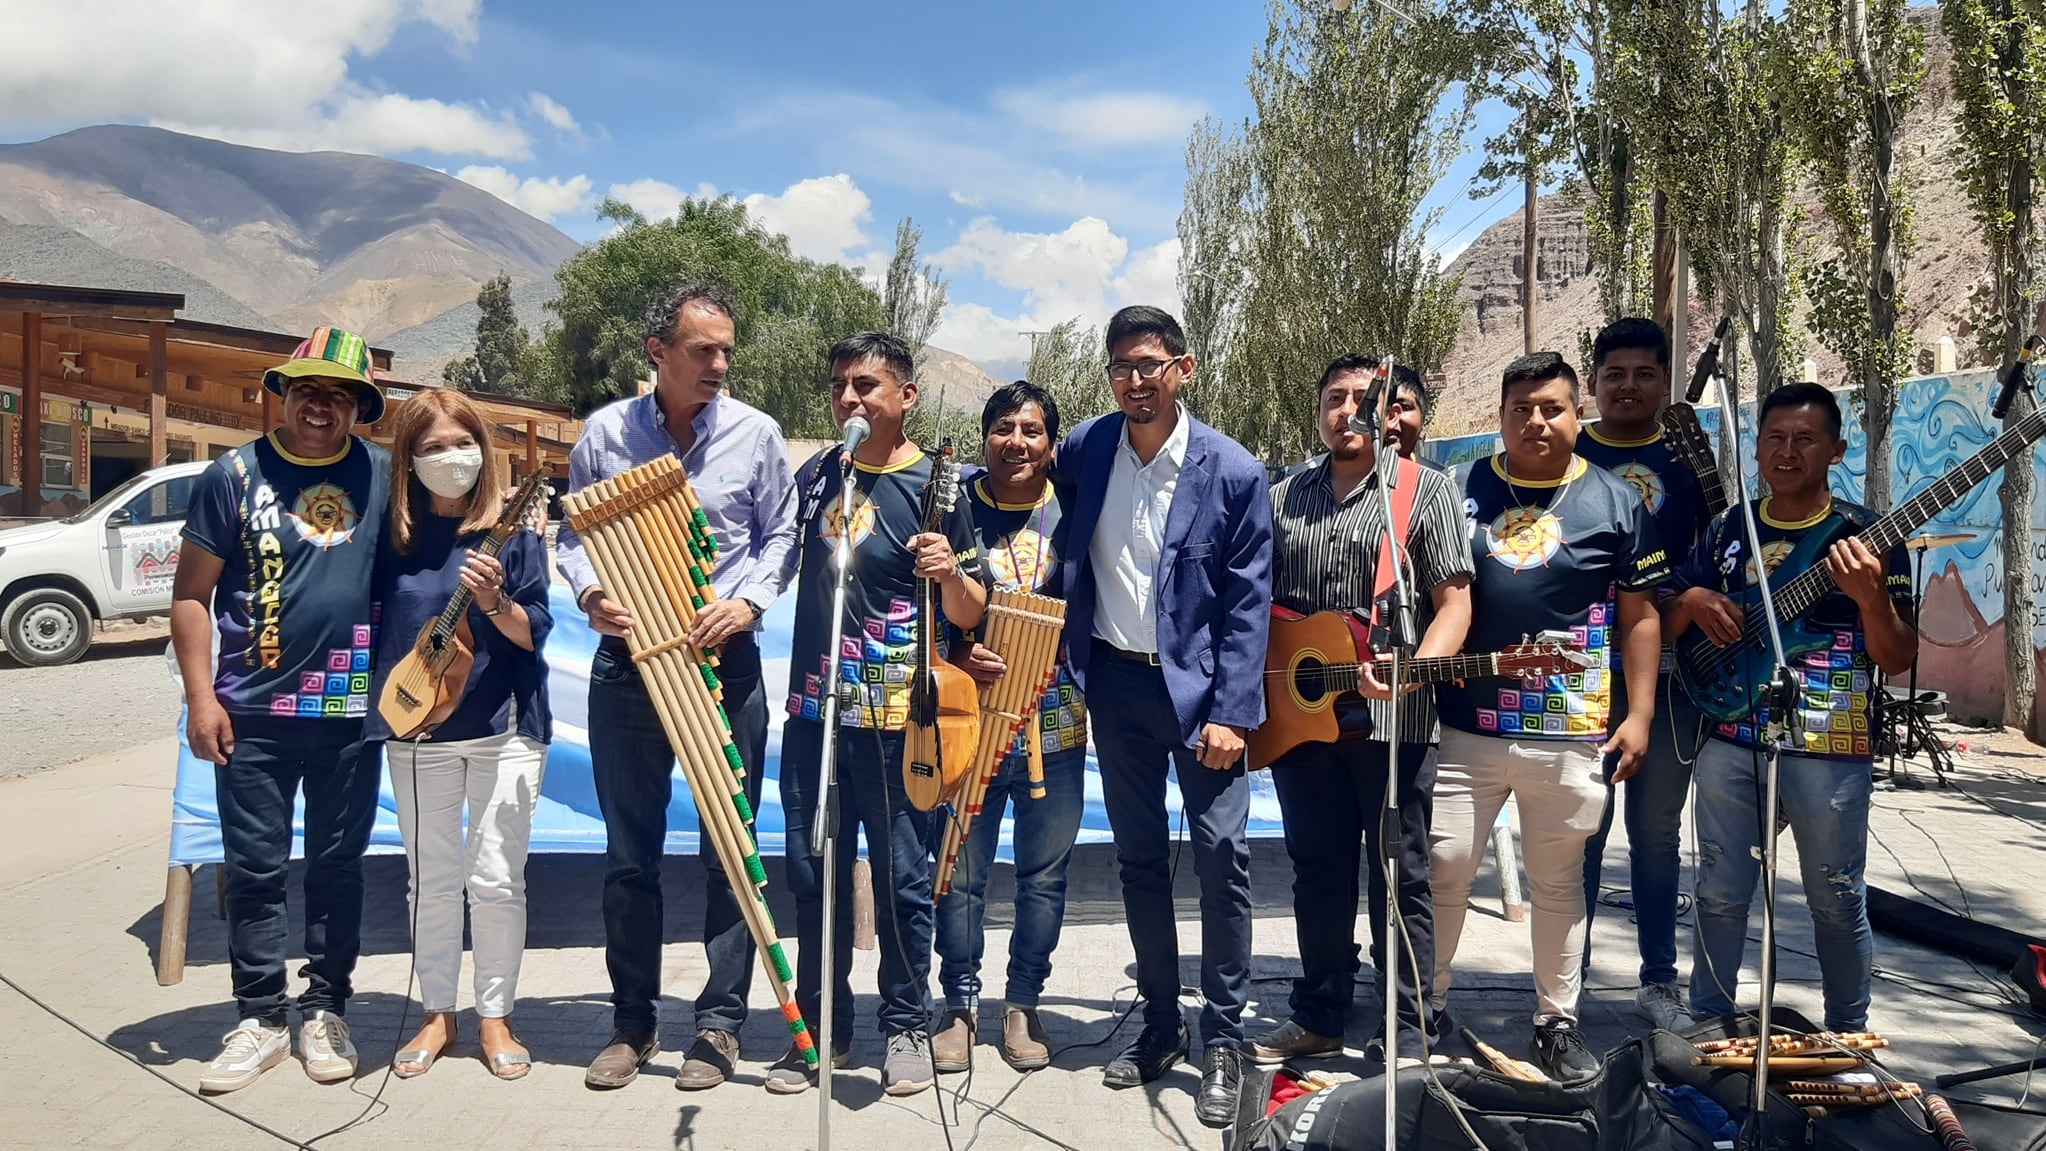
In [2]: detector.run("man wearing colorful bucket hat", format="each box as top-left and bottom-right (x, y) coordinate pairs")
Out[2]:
(170, 327), (393, 1094)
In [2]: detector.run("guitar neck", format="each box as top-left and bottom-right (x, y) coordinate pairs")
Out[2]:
(1666, 404), (1732, 516)
(1379, 652), (1501, 683)
(1771, 404), (2046, 620)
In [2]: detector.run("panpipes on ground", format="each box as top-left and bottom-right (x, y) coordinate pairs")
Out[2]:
(934, 588), (1069, 897)
(563, 456), (817, 1068)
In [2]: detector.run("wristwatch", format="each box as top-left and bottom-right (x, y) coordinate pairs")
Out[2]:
(484, 600), (512, 618)
(740, 597), (764, 621)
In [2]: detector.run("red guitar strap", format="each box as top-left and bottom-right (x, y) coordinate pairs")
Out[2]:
(1369, 456), (1422, 628)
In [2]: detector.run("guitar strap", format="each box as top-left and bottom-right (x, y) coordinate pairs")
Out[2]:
(1368, 456), (1423, 629)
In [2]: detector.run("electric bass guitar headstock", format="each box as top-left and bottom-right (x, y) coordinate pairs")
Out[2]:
(1663, 402), (1729, 517)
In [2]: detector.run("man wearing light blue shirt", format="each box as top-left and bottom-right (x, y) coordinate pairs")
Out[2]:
(554, 281), (798, 1093)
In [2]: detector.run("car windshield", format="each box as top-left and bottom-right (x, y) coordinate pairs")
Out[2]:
(59, 472), (164, 525)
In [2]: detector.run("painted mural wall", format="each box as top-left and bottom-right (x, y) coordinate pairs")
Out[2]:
(1425, 369), (2045, 733)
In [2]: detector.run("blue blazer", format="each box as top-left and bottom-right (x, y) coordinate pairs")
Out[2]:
(1052, 411), (1273, 748)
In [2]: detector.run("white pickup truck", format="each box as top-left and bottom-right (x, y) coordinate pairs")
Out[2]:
(0, 460), (212, 666)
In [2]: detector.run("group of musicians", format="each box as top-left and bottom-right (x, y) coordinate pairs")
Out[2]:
(172, 286), (1914, 1125)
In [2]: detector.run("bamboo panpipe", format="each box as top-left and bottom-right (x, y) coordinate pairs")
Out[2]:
(1693, 1032), (1887, 1056)
(1692, 1053), (1870, 1074)
(565, 457), (815, 1068)
(934, 589), (1067, 897)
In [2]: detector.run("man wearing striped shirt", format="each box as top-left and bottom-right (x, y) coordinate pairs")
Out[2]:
(1247, 355), (1472, 1065)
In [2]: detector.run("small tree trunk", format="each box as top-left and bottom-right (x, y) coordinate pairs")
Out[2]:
(1523, 170), (1539, 354)
(2001, 143), (2038, 735)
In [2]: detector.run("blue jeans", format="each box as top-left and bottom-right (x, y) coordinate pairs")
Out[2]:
(1688, 737), (1874, 1031)
(214, 715), (375, 1026)
(935, 746), (1087, 1010)
(780, 717), (939, 1039)
(1583, 676), (1705, 985)
(587, 636), (768, 1036)
(1088, 644), (1253, 1049)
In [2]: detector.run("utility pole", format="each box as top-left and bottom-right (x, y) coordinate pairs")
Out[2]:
(1522, 171), (1539, 354)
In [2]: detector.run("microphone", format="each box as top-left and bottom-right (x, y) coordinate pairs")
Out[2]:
(1686, 315), (1732, 404)
(841, 415), (872, 454)
(1993, 335), (2045, 420)
(1347, 364), (1390, 438)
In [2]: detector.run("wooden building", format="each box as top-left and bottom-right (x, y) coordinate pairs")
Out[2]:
(1, 281), (578, 518)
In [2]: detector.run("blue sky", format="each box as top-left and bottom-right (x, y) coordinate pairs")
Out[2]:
(2, 0), (1520, 377)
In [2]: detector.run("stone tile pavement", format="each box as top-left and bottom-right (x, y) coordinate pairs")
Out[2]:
(3, 730), (2045, 1150)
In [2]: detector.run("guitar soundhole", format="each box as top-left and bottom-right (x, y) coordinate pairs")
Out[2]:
(1294, 656), (1329, 705)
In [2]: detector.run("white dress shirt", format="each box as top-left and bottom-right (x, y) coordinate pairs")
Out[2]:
(1089, 403), (1192, 653)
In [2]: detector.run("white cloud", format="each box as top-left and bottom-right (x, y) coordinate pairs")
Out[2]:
(1, 1), (524, 159)
(733, 89), (1181, 233)
(929, 219), (1183, 369)
(741, 174), (874, 264)
(994, 88), (1204, 149)
(603, 178), (718, 222)
(456, 165), (594, 221)
(528, 92), (580, 134)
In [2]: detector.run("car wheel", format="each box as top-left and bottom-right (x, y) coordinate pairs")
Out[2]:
(2, 587), (94, 667)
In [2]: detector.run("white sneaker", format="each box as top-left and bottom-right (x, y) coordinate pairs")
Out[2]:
(199, 1019), (290, 1094)
(1635, 982), (1692, 1031)
(299, 1012), (359, 1083)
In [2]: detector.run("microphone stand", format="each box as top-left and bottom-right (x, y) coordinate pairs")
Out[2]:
(811, 438), (863, 1151)
(1365, 361), (1418, 1148)
(1704, 343), (1802, 1150)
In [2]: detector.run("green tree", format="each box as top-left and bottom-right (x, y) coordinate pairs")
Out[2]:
(1940, 0), (2046, 732)
(1179, 0), (1476, 462)
(1610, 0), (1797, 394)
(884, 218), (949, 366)
(531, 197), (886, 438)
(1027, 319), (1111, 429)
(442, 273), (540, 398)
(1780, 0), (1924, 511)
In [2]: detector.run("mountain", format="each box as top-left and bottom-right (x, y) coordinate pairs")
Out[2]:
(0, 219), (275, 329)
(0, 125), (580, 338)
(1434, 5), (1982, 436)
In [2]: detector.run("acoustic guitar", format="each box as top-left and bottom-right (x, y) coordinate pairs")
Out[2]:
(1674, 400), (2046, 721)
(903, 441), (982, 812)
(376, 468), (552, 740)
(1249, 606), (1596, 770)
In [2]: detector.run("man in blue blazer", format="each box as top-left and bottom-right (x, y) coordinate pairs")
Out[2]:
(1053, 305), (1273, 1128)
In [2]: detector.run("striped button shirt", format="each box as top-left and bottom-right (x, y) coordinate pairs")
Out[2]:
(1269, 456), (1474, 744)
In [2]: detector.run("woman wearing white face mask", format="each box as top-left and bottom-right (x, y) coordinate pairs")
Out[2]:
(366, 389), (552, 1081)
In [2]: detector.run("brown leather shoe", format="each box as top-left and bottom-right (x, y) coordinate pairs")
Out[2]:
(1000, 1006), (1050, 1070)
(584, 1031), (659, 1089)
(931, 1008), (975, 1073)
(674, 1029), (738, 1091)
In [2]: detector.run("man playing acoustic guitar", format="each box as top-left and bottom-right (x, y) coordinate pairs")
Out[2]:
(1249, 355), (1471, 1066)
(1664, 383), (1915, 1033)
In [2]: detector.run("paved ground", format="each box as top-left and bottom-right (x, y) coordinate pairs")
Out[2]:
(0, 618), (179, 779)
(2, 725), (2045, 1151)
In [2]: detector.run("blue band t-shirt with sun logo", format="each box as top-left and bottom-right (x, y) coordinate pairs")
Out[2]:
(787, 448), (985, 730)
(1674, 498), (1911, 761)
(1438, 454), (1671, 741)
(181, 433), (389, 719)
(950, 472), (1088, 756)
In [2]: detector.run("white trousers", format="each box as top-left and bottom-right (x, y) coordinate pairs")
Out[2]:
(387, 731), (547, 1017)
(1428, 728), (1609, 1025)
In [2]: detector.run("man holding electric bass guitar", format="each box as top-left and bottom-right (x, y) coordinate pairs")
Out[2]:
(1664, 383), (1917, 1034)
(1247, 354), (1473, 1067)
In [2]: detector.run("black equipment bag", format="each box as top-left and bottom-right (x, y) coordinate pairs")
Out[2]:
(1247, 1038), (1714, 1151)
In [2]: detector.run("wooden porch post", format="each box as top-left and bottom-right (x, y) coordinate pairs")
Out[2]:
(21, 311), (42, 517)
(148, 321), (168, 468)
(262, 387), (277, 432)
(524, 418), (538, 473)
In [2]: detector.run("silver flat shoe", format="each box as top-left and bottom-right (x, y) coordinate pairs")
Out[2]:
(488, 1049), (532, 1081)
(392, 1047), (439, 1079)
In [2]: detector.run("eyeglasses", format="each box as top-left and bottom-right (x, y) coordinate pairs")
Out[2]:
(1106, 357), (1181, 383)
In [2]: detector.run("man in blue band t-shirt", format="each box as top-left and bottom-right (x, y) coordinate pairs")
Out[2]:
(170, 327), (390, 1096)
